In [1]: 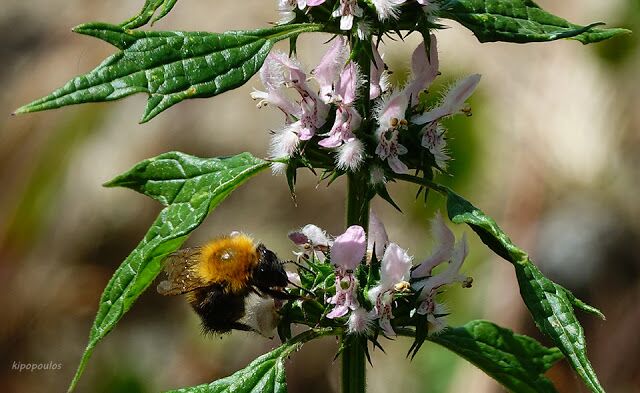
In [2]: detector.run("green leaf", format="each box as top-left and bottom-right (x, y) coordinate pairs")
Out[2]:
(444, 190), (606, 393)
(121, 0), (179, 29)
(439, 0), (631, 44)
(165, 328), (333, 393)
(68, 152), (269, 392)
(15, 23), (322, 123)
(428, 320), (564, 393)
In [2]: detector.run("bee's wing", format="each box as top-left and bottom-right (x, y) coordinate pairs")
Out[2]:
(157, 247), (208, 296)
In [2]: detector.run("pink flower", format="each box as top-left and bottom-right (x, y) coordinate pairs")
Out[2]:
(327, 272), (359, 318)
(370, 42), (389, 100)
(326, 225), (367, 319)
(253, 51), (329, 142)
(250, 52), (300, 120)
(421, 122), (450, 169)
(319, 104), (362, 148)
(380, 244), (412, 290)
(267, 125), (300, 174)
(367, 209), (389, 261)
(347, 307), (374, 335)
(371, 0), (406, 21)
(409, 214), (472, 329)
(368, 243), (413, 336)
(356, 20), (372, 40)
(277, 1), (297, 24)
(278, 0), (327, 23)
(417, 0), (440, 16)
(287, 271), (302, 287)
(288, 224), (332, 262)
(411, 212), (455, 278)
(304, 0), (327, 6)
(374, 89), (410, 173)
(413, 234), (471, 313)
(332, 0), (364, 31)
(313, 36), (350, 104)
(420, 300), (449, 335)
(318, 62), (363, 148)
(268, 125), (301, 163)
(404, 35), (439, 107)
(376, 89), (408, 131)
(369, 165), (387, 186)
(289, 224), (332, 248)
(331, 225), (366, 271)
(375, 131), (408, 174)
(336, 138), (365, 171)
(412, 74), (481, 124)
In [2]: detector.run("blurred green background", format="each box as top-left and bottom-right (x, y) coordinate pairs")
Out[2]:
(1, 1), (639, 392)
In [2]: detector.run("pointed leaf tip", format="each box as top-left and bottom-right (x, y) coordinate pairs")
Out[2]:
(443, 188), (607, 393)
(121, 0), (180, 29)
(71, 23), (136, 50)
(17, 24), (321, 122)
(68, 152), (269, 390)
(425, 320), (564, 393)
(440, 0), (629, 45)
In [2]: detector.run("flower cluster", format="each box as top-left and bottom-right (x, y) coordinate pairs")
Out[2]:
(372, 35), (480, 174)
(287, 212), (472, 337)
(252, 36), (366, 173)
(277, 0), (441, 31)
(252, 27), (480, 185)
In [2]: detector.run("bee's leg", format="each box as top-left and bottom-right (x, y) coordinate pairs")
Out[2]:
(229, 322), (258, 333)
(257, 287), (296, 300)
(192, 285), (252, 334)
(285, 260), (315, 276)
(260, 287), (314, 301)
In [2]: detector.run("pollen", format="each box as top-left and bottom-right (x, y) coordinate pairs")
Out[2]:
(197, 233), (259, 294)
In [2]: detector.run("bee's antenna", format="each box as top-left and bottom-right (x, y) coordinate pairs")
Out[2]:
(288, 280), (315, 297)
(285, 260), (314, 276)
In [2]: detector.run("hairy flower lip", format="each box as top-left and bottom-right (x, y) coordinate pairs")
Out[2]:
(412, 74), (481, 125)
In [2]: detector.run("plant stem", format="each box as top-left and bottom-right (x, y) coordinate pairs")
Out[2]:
(346, 171), (371, 230)
(341, 332), (367, 393)
(341, 34), (374, 393)
(343, 170), (370, 393)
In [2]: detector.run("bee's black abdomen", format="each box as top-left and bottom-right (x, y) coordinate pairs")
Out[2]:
(189, 284), (251, 334)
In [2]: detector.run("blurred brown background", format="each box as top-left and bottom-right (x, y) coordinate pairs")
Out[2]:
(1, 1), (638, 392)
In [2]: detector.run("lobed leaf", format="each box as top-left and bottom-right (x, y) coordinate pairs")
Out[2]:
(444, 189), (606, 393)
(68, 152), (269, 392)
(165, 328), (332, 393)
(15, 23), (321, 123)
(121, 0), (179, 29)
(439, 0), (630, 44)
(428, 320), (564, 393)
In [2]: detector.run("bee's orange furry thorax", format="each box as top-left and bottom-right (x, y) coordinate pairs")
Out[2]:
(196, 234), (259, 294)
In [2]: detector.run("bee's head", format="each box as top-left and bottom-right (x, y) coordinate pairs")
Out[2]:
(253, 244), (288, 290)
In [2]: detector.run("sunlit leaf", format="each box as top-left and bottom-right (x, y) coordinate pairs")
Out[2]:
(121, 0), (179, 29)
(444, 189), (606, 393)
(439, 0), (630, 44)
(428, 320), (564, 393)
(68, 152), (269, 392)
(165, 329), (332, 393)
(15, 23), (321, 123)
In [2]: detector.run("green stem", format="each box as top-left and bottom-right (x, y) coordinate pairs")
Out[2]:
(341, 333), (367, 393)
(391, 173), (448, 195)
(342, 35), (373, 392)
(343, 171), (370, 393)
(346, 171), (371, 229)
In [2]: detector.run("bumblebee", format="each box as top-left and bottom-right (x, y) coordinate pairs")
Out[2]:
(157, 233), (291, 336)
